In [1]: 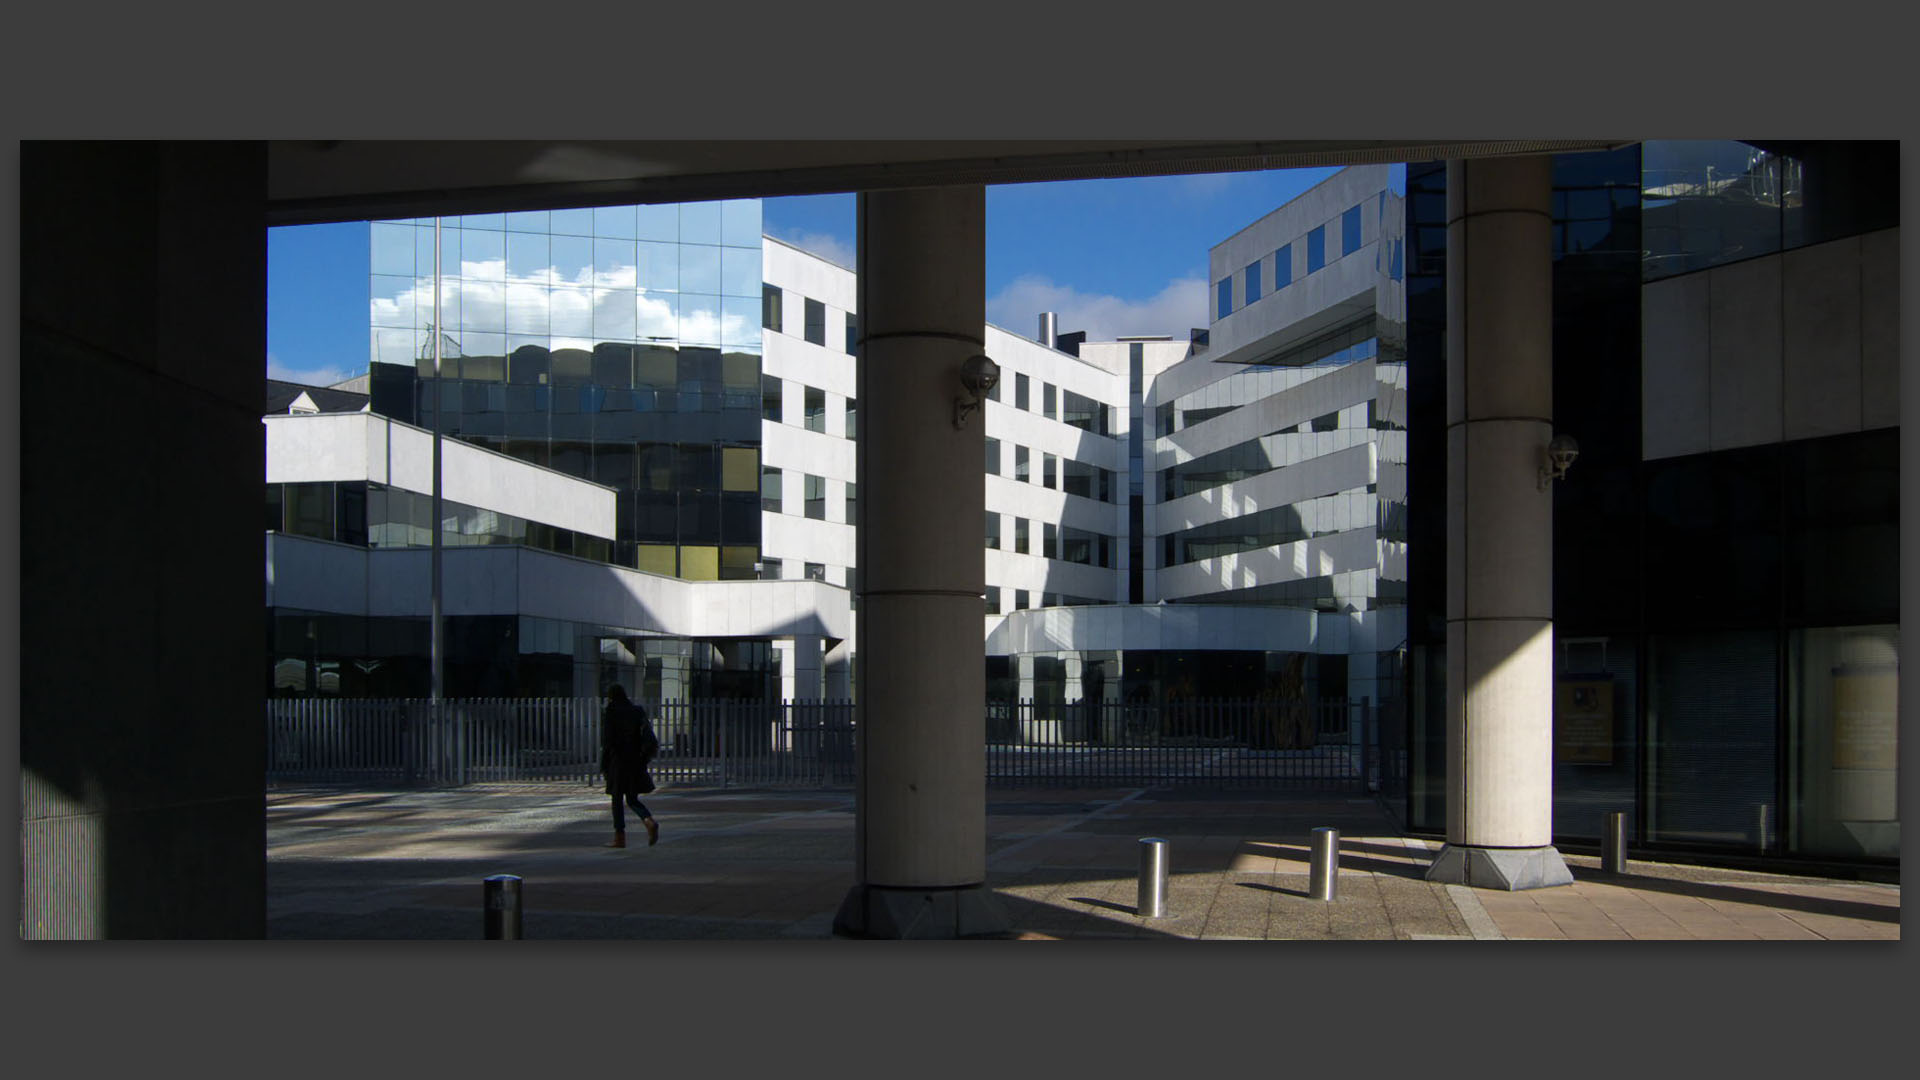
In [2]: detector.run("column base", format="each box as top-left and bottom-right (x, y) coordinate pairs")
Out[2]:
(1425, 844), (1574, 891)
(832, 882), (1013, 939)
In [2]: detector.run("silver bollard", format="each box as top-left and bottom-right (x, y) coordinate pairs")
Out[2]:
(1602, 811), (1628, 874)
(484, 874), (522, 939)
(1756, 804), (1771, 854)
(1137, 838), (1169, 918)
(1309, 827), (1339, 901)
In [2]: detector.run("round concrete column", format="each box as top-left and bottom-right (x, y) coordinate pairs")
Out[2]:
(1425, 156), (1573, 891)
(832, 186), (1010, 938)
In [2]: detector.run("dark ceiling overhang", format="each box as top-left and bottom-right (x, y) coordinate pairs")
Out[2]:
(267, 139), (1628, 226)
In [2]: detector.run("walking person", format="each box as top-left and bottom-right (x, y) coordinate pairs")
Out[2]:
(599, 683), (660, 848)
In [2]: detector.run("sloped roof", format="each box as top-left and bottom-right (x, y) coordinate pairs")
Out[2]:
(265, 378), (370, 415)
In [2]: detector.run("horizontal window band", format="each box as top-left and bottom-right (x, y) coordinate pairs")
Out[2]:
(857, 330), (985, 348)
(1446, 207), (1555, 226)
(860, 588), (993, 600)
(1444, 416), (1553, 430)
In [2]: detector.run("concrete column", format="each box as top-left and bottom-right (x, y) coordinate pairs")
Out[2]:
(20, 143), (268, 936)
(790, 634), (824, 702)
(832, 187), (1010, 938)
(823, 638), (853, 699)
(1425, 156), (1574, 891)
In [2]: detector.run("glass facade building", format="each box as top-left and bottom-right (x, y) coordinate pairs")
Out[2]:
(1403, 142), (1899, 866)
(365, 201), (768, 582)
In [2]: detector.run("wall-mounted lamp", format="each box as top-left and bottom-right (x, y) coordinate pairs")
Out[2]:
(1539, 433), (1579, 490)
(954, 353), (1000, 429)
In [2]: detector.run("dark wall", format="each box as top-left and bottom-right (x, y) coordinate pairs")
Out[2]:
(21, 142), (268, 937)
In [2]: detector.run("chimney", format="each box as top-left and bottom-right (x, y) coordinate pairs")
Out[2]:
(1038, 312), (1057, 348)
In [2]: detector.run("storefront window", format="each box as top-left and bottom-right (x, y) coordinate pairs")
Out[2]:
(1787, 625), (1898, 859)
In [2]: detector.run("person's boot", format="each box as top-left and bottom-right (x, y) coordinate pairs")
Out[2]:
(643, 817), (659, 847)
(605, 830), (626, 848)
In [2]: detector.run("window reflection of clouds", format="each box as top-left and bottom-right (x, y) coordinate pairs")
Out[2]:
(680, 244), (721, 294)
(594, 288), (637, 340)
(637, 294), (678, 339)
(371, 204), (764, 374)
(640, 241), (678, 292)
(595, 238), (637, 287)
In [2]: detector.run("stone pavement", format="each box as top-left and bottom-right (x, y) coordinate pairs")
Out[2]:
(267, 783), (1899, 941)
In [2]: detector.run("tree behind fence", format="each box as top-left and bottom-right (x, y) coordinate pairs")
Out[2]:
(266, 696), (1401, 790)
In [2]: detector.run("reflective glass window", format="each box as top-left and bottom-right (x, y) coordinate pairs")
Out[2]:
(505, 211), (549, 234)
(845, 397), (857, 440)
(549, 208), (595, 236)
(805, 474), (826, 520)
(1245, 260), (1262, 303)
(1015, 445), (1029, 482)
(594, 288), (636, 340)
(595, 238), (637, 288)
(550, 234), (592, 285)
(985, 512), (1000, 549)
(1043, 523), (1058, 560)
(1043, 453), (1057, 490)
(680, 245), (721, 295)
(762, 374), (783, 422)
(720, 199), (762, 248)
(636, 204), (678, 243)
(986, 586), (1001, 615)
(805, 386), (826, 433)
(1307, 226), (1326, 273)
(984, 437), (1000, 475)
(679, 295), (722, 346)
(762, 466), (782, 512)
(721, 446), (759, 491)
(804, 299), (826, 346)
(720, 297), (761, 348)
(506, 233), (550, 285)
(805, 562), (827, 582)
(1015, 373), (1029, 410)
(1014, 518), (1029, 554)
(636, 293), (678, 340)
(845, 313), (858, 355)
(845, 481), (856, 524)
(1042, 383), (1056, 419)
(720, 247), (760, 298)
(462, 229), (506, 280)
(763, 284), (783, 331)
(1015, 589), (1029, 610)
(680, 201), (723, 245)
(1274, 243), (1292, 288)
(371, 223), (418, 276)
(1217, 277), (1232, 319)
(1342, 205), (1362, 255)
(638, 241), (679, 292)
(594, 205), (637, 240)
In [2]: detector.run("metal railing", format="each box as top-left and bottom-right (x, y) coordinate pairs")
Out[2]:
(267, 695), (1392, 791)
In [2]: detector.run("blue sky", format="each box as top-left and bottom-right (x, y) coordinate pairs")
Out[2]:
(268, 165), (1401, 386)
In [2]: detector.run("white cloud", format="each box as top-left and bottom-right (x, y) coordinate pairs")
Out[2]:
(268, 355), (357, 387)
(773, 230), (856, 270)
(986, 274), (1207, 343)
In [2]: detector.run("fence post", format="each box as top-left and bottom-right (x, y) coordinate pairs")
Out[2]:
(1360, 697), (1373, 792)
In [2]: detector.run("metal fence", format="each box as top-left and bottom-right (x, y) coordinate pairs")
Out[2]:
(267, 695), (1398, 791)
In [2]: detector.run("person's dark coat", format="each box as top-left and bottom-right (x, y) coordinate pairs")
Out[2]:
(601, 695), (658, 797)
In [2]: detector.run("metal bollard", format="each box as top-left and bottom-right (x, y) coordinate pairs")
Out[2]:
(1309, 827), (1339, 901)
(1756, 804), (1771, 854)
(1137, 838), (1169, 918)
(484, 874), (523, 939)
(1602, 811), (1628, 874)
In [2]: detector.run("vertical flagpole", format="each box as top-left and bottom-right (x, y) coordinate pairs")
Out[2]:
(431, 217), (445, 705)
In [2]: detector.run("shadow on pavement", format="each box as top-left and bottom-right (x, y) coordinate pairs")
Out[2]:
(1566, 865), (1899, 924)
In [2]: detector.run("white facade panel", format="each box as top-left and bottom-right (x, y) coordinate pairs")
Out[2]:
(265, 413), (616, 538)
(1860, 227), (1900, 430)
(1782, 236), (1864, 441)
(1707, 256), (1784, 450)
(1641, 272), (1712, 460)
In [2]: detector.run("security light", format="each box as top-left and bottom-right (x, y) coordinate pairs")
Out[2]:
(954, 354), (1001, 429)
(1539, 433), (1580, 489)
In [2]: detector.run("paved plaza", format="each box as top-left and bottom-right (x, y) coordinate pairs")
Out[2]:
(267, 783), (1899, 941)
